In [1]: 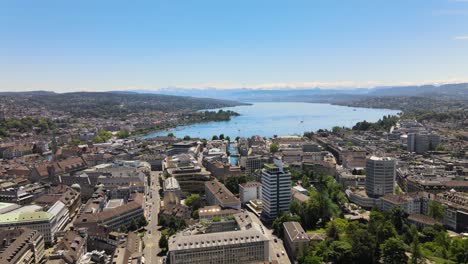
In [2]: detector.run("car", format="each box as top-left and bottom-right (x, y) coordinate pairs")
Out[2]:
(276, 253), (280, 258)
(274, 238), (278, 243)
(281, 251), (285, 255)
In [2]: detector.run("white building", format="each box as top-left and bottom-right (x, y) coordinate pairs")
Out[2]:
(365, 156), (396, 198)
(239, 181), (262, 205)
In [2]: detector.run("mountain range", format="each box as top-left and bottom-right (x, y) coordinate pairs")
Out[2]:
(131, 83), (468, 103)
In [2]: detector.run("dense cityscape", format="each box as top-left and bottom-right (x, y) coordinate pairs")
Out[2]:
(0, 85), (466, 264)
(2, 1), (468, 263)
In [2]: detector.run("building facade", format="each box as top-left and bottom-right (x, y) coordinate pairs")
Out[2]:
(365, 156), (396, 198)
(261, 160), (292, 221)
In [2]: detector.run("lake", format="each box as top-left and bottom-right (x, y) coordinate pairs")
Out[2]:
(143, 102), (400, 139)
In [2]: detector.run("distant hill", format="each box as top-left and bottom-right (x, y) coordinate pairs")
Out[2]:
(0, 91), (246, 118)
(132, 83), (468, 102)
(368, 83), (468, 98)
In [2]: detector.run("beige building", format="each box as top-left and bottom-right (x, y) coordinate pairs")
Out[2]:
(283, 221), (310, 261)
(168, 228), (270, 264)
(0, 228), (45, 264)
(164, 154), (211, 195)
(205, 179), (241, 210)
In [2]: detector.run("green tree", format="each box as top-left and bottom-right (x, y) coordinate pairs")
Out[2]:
(450, 237), (468, 263)
(409, 225), (423, 264)
(346, 222), (376, 264)
(328, 241), (353, 264)
(219, 134), (224, 140)
(159, 234), (168, 250)
(332, 126), (342, 134)
(381, 238), (408, 264)
(301, 175), (310, 189)
(212, 135), (219, 140)
(269, 142), (279, 153)
(428, 201), (445, 221)
(185, 194), (201, 210)
(272, 213), (301, 236)
(183, 135), (191, 140)
(116, 130), (130, 138)
(167, 132), (174, 137)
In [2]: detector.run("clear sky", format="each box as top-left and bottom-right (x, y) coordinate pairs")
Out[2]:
(1, 0), (468, 92)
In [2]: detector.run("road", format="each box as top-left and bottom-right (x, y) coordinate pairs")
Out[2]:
(247, 211), (291, 264)
(143, 171), (162, 264)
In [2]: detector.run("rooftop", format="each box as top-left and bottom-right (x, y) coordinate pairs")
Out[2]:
(283, 221), (310, 242)
(169, 228), (268, 251)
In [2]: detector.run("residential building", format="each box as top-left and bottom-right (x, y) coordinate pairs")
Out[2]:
(205, 179), (241, 210)
(244, 155), (263, 176)
(111, 232), (143, 264)
(283, 221), (310, 261)
(0, 228), (45, 264)
(48, 229), (88, 264)
(74, 193), (144, 231)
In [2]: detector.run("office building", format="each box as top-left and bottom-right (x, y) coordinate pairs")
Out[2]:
(261, 160), (292, 221)
(167, 227), (269, 264)
(164, 154), (211, 195)
(407, 133), (440, 154)
(365, 156), (396, 198)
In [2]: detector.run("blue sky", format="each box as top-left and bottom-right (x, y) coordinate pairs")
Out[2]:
(1, 0), (467, 92)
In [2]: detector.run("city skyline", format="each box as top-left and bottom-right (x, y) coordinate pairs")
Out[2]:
(1, 0), (468, 92)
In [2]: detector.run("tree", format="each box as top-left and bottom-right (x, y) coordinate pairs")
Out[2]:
(116, 130), (130, 139)
(191, 209), (199, 219)
(183, 135), (191, 140)
(119, 225), (128, 233)
(332, 126), (341, 134)
(185, 194), (201, 210)
(224, 175), (249, 194)
(328, 241), (353, 264)
(301, 175), (310, 189)
(225, 136), (230, 142)
(299, 255), (322, 264)
(409, 225), (423, 264)
(128, 219), (138, 231)
(269, 143), (279, 153)
(212, 135), (219, 140)
(167, 132), (174, 137)
(381, 238), (408, 264)
(272, 213), (301, 236)
(387, 206), (408, 234)
(159, 234), (168, 250)
(235, 136), (240, 142)
(346, 222), (376, 264)
(428, 201), (445, 221)
(137, 216), (148, 227)
(219, 134), (224, 140)
(450, 237), (468, 264)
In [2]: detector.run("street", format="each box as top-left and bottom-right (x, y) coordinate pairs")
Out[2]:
(143, 171), (163, 264)
(246, 211), (291, 264)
